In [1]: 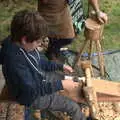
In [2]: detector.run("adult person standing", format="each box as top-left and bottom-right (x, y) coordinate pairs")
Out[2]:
(38, 0), (108, 60)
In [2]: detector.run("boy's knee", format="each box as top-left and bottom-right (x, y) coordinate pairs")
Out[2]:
(71, 102), (80, 112)
(66, 101), (80, 113)
(68, 102), (86, 120)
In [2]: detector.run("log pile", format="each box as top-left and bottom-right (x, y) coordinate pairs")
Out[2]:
(0, 102), (24, 120)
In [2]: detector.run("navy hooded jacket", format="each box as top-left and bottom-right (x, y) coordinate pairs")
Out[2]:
(0, 36), (64, 107)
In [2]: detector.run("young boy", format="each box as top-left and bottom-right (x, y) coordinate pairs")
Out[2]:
(0, 10), (86, 120)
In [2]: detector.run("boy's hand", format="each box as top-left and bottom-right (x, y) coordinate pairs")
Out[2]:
(63, 64), (73, 73)
(62, 79), (79, 92)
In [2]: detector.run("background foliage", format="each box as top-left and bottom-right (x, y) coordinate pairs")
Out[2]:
(0, 0), (120, 50)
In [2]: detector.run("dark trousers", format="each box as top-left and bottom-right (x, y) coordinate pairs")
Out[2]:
(32, 93), (86, 120)
(46, 38), (74, 59)
(31, 72), (86, 120)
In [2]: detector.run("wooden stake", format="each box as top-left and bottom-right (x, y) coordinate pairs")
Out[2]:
(81, 61), (98, 119)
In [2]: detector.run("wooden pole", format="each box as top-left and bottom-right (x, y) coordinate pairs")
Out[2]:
(81, 61), (98, 119)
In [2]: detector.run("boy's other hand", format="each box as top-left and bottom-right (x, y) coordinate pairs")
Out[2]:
(62, 79), (79, 92)
(63, 64), (73, 73)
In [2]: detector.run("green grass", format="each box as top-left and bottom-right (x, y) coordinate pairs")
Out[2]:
(0, 1), (37, 40)
(0, 0), (120, 51)
(102, 0), (120, 50)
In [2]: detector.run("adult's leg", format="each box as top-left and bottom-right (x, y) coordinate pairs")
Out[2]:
(46, 38), (74, 59)
(32, 93), (86, 120)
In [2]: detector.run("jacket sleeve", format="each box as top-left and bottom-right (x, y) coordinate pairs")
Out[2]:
(39, 58), (64, 71)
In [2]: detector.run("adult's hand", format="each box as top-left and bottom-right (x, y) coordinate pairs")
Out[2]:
(96, 11), (108, 24)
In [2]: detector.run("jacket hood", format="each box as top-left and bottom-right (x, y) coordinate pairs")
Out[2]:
(0, 36), (19, 64)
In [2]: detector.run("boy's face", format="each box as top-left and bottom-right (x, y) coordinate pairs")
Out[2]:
(21, 37), (45, 51)
(25, 40), (42, 51)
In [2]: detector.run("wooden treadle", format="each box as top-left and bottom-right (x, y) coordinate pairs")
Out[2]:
(97, 93), (120, 102)
(60, 92), (120, 103)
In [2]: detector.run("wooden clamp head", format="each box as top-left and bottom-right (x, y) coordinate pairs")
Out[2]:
(81, 60), (92, 87)
(84, 18), (103, 41)
(81, 60), (99, 119)
(81, 60), (91, 70)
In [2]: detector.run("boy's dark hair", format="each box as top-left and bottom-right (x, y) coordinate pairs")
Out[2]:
(11, 10), (49, 42)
